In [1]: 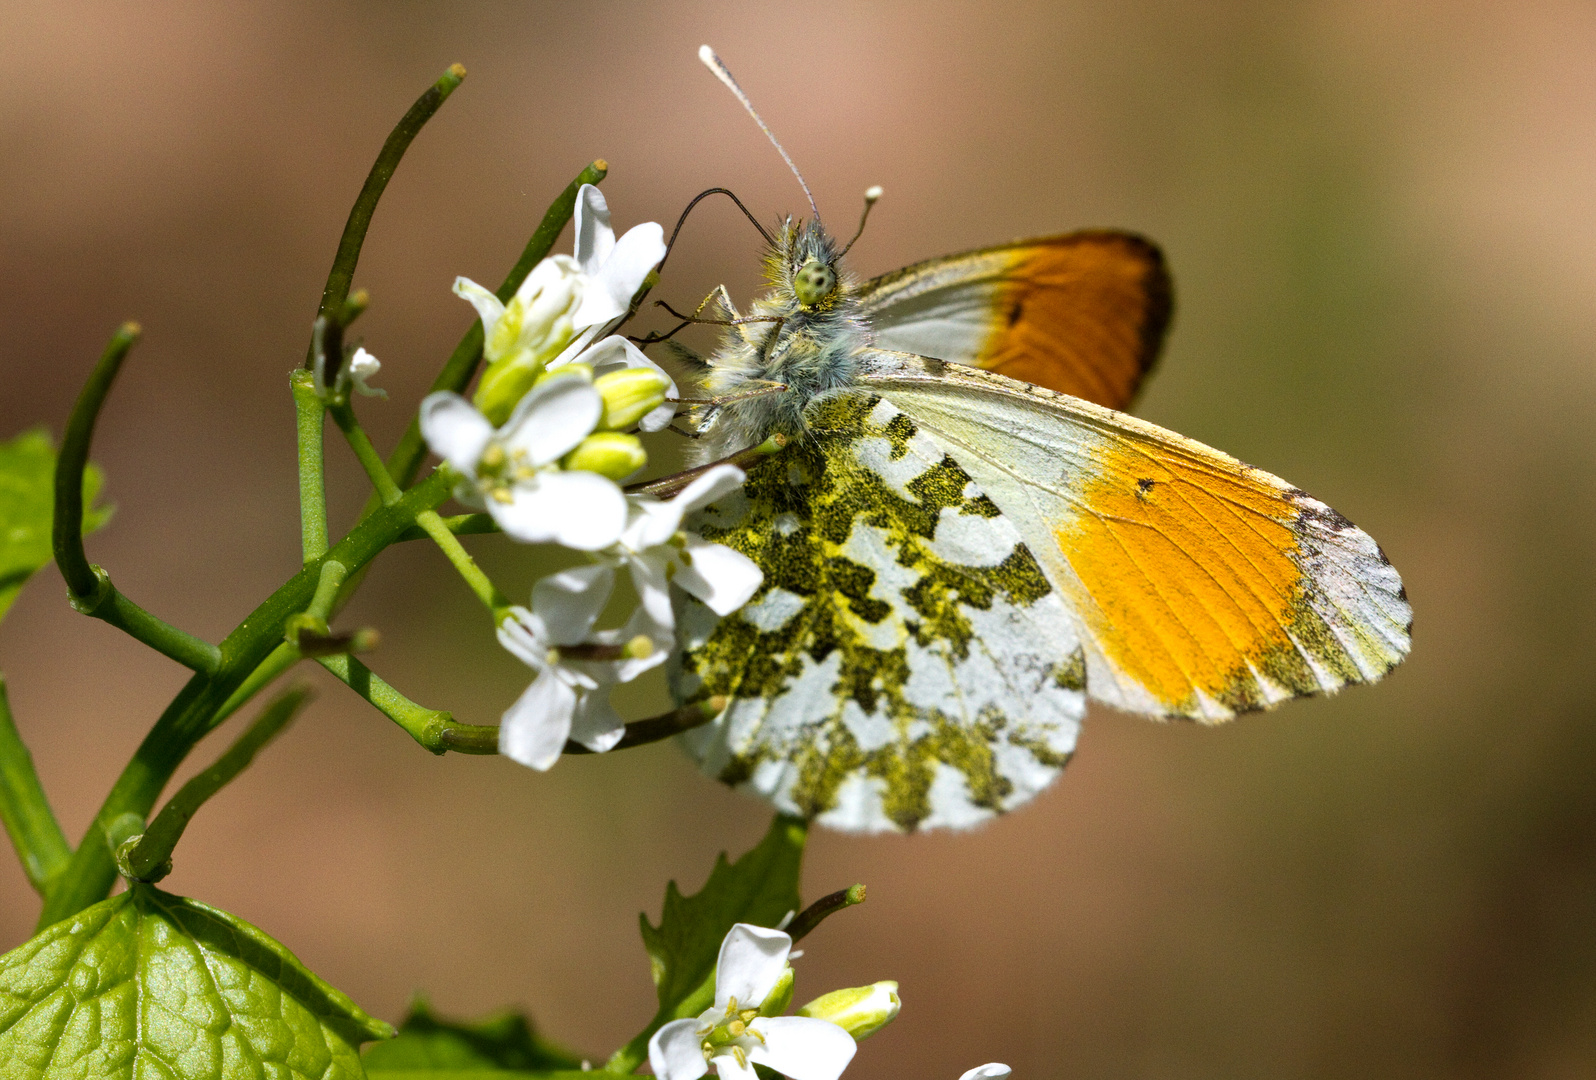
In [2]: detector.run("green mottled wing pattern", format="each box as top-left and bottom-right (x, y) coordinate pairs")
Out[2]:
(671, 392), (1085, 833)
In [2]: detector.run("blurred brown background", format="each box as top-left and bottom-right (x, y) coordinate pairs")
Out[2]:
(2, 2), (1593, 1077)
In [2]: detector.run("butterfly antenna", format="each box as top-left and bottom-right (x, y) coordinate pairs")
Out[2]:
(839, 186), (883, 257)
(699, 45), (822, 226)
(662, 188), (775, 277)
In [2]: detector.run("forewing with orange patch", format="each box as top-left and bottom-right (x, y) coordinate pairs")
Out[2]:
(863, 353), (1411, 721)
(857, 231), (1173, 410)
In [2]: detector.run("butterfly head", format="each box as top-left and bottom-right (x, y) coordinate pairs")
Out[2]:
(768, 217), (844, 313)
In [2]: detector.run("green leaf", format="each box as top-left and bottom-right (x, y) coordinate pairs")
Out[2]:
(0, 885), (392, 1079)
(363, 999), (581, 1072)
(0, 427), (111, 623)
(358, 1073), (589, 1079)
(641, 815), (807, 1013)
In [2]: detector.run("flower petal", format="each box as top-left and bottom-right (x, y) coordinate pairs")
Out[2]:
(419, 392), (494, 474)
(574, 183), (615, 276)
(490, 470), (625, 549)
(453, 275), (506, 337)
(713, 1055), (759, 1080)
(675, 464), (748, 514)
(495, 605), (549, 667)
(649, 1018), (710, 1080)
(598, 222), (667, 302)
(675, 539), (763, 616)
(547, 471), (629, 550)
(568, 688), (625, 753)
(497, 667), (576, 770)
(621, 496), (689, 552)
(715, 924), (792, 1011)
(501, 371), (603, 465)
(747, 1016), (858, 1080)
(572, 221), (666, 329)
(958, 1067), (1012, 1080)
(531, 564), (615, 644)
(625, 552), (677, 632)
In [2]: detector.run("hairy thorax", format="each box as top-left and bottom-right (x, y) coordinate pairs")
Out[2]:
(691, 222), (871, 462)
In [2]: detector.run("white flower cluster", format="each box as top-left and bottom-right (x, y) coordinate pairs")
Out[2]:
(650, 924), (862, 1080)
(420, 187), (762, 770)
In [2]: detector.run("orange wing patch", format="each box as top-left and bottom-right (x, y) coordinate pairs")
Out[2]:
(1057, 439), (1390, 718)
(859, 232), (1173, 411)
(1060, 446), (1304, 715)
(976, 234), (1173, 410)
(861, 353), (1412, 724)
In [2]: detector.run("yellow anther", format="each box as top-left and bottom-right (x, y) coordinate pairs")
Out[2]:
(739, 1009), (759, 1024)
(491, 488), (514, 504)
(480, 444), (507, 470)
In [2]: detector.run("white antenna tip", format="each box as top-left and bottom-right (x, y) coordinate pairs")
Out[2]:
(865, 185), (884, 202)
(698, 44), (718, 67)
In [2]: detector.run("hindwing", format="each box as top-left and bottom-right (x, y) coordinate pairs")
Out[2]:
(857, 231), (1173, 410)
(670, 392), (1085, 833)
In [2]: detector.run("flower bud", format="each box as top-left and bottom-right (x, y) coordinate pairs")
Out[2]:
(797, 980), (900, 1040)
(594, 367), (670, 431)
(563, 432), (646, 481)
(758, 965), (795, 1017)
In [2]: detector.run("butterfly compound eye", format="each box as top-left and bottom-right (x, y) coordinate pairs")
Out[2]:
(794, 258), (838, 307)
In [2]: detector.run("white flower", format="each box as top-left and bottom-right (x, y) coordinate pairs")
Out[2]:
(455, 255), (584, 375)
(496, 566), (670, 770)
(605, 464), (763, 633)
(459, 188), (666, 424)
(567, 183), (667, 336)
(419, 371), (626, 551)
(313, 344), (386, 400)
(958, 1067), (1011, 1080)
(347, 347), (386, 398)
(650, 924), (858, 1080)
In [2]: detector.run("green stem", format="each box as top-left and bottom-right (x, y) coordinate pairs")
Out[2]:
(414, 508), (509, 619)
(0, 678), (70, 894)
(54, 321), (140, 598)
(311, 63), (466, 352)
(67, 569), (221, 673)
(37, 470), (453, 930)
(379, 159), (610, 493)
(562, 698), (726, 755)
(291, 370), (329, 562)
(329, 403), (403, 506)
(305, 560), (347, 622)
(315, 654), (468, 753)
(784, 883), (867, 944)
(121, 686), (312, 882)
(212, 642), (299, 726)
(54, 321), (222, 672)
(624, 434), (790, 499)
(395, 512), (497, 542)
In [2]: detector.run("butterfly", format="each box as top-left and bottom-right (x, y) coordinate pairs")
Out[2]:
(657, 47), (1411, 834)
